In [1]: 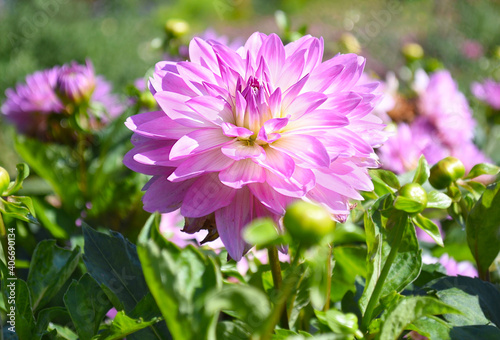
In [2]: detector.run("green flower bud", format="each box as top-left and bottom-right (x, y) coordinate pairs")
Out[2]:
(283, 201), (336, 245)
(396, 183), (428, 214)
(338, 33), (361, 54)
(402, 42), (424, 62)
(164, 19), (189, 38)
(429, 157), (465, 189)
(0, 166), (10, 194)
(139, 91), (157, 109)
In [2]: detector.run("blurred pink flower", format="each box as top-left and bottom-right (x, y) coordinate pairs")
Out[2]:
(379, 69), (491, 175)
(1, 60), (123, 139)
(56, 60), (96, 104)
(422, 253), (477, 277)
(415, 70), (475, 147)
(471, 78), (500, 110)
(460, 39), (484, 60)
(124, 32), (385, 261)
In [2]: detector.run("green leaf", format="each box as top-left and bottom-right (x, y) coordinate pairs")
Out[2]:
(243, 218), (280, 248)
(32, 197), (74, 239)
(330, 245), (367, 302)
(137, 219), (222, 340)
(412, 155), (430, 185)
(205, 285), (271, 332)
(412, 214), (444, 247)
(408, 316), (451, 340)
(63, 273), (113, 340)
(0, 197), (38, 224)
(93, 311), (161, 340)
(82, 225), (149, 313)
(376, 296), (459, 340)
(36, 307), (72, 338)
(216, 320), (251, 339)
(466, 183), (500, 277)
(315, 309), (359, 336)
(425, 276), (500, 328)
(369, 169), (400, 190)
(13, 279), (37, 340)
(426, 190), (452, 209)
(464, 163), (500, 179)
(27, 240), (80, 311)
(360, 196), (422, 314)
(3, 163), (29, 196)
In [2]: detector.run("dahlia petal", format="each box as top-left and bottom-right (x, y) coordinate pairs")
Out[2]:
(219, 159), (266, 188)
(314, 169), (364, 200)
(189, 37), (220, 75)
(215, 187), (253, 261)
(143, 176), (195, 213)
(257, 34), (285, 83)
(249, 182), (293, 214)
(213, 44), (245, 75)
(221, 122), (253, 138)
(271, 134), (330, 168)
(265, 166), (315, 197)
(284, 92), (328, 120)
(133, 141), (181, 167)
(268, 88), (282, 117)
(124, 148), (174, 175)
(160, 72), (200, 97)
(221, 140), (266, 161)
(305, 184), (351, 215)
(186, 96), (233, 124)
(155, 92), (212, 127)
(284, 109), (349, 132)
(256, 147), (295, 178)
(281, 74), (310, 109)
(177, 61), (218, 84)
(275, 49), (306, 91)
(181, 173), (236, 217)
(168, 149), (234, 182)
(127, 112), (194, 140)
(169, 128), (233, 160)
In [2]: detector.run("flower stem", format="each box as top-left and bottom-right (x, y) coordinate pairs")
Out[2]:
(0, 213), (9, 265)
(323, 244), (333, 312)
(267, 246), (289, 329)
(262, 246), (303, 339)
(361, 213), (407, 332)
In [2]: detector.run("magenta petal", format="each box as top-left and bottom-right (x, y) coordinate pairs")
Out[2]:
(257, 34), (285, 83)
(285, 92), (328, 120)
(256, 147), (295, 178)
(221, 122), (254, 138)
(181, 173), (236, 218)
(127, 112), (194, 140)
(215, 187), (253, 261)
(143, 176), (195, 213)
(221, 140), (266, 161)
(249, 183), (293, 214)
(169, 128), (233, 160)
(314, 169), (364, 200)
(168, 149), (234, 182)
(189, 37), (220, 75)
(219, 159), (266, 188)
(186, 96), (233, 124)
(271, 134), (330, 168)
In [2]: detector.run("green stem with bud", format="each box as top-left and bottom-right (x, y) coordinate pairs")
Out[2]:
(361, 213), (408, 332)
(267, 246), (289, 330)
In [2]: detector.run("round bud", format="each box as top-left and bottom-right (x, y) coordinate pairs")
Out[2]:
(139, 91), (157, 109)
(396, 183), (428, 214)
(0, 167), (11, 194)
(402, 43), (424, 62)
(283, 201), (336, 245)
(164, 19), (189, 38)
(338, 33), (361, 54)
(429, 157), (465, 190)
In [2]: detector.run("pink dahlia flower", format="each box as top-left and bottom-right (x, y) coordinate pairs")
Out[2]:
(471, 78), (500, 110)
(56, 60), (96, 104)
(415, 70), (475, 148)
(124, 32), (385, 261)
(1, 60), (123, 138)
(1, 67), (64, 137)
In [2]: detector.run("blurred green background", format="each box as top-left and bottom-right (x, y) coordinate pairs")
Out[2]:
(2, 0), (500, 169)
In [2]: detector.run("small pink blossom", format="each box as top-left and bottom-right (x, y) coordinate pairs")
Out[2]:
(471, 78), (500, 110)
(125, 32), (385, 261)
